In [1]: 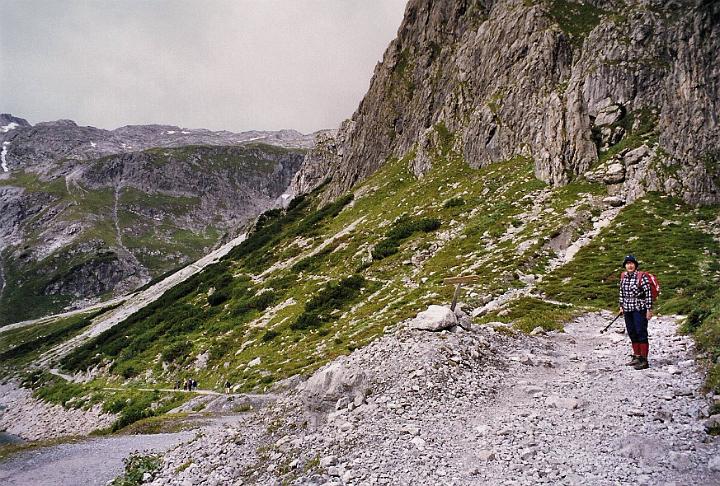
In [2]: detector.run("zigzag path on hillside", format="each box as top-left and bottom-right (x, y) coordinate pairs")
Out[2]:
(30, 232), (247, 368)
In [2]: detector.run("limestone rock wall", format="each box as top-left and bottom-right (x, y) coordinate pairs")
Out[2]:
(292, 0), (720, 205)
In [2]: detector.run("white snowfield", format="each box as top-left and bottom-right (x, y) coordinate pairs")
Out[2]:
(1, 141), (11, 172)
(0, 122), (19, 133)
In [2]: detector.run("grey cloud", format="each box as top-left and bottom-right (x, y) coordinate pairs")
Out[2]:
(0, 0), (407, 133)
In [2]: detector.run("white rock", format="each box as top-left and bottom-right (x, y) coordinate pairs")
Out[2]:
(409, 305), (457, 331)
(320, 455), (338, 467)
(667, 365), (681, 375)
(623, 145), (650, 165)
(595, 104), (623, 126)
(410, 437), (426, 449)
(603, 196), (625, 207)
(477, 450), (496, 461)
(603, 163), (626, 184)
(545, 395), (579, 410)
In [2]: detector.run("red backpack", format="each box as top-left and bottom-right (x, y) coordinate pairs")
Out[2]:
(621, 271), (660, 303)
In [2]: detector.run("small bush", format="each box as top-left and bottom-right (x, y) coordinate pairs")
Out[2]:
(208, 290), (230, 306)
(443, 197), (465, 208)
(291, 275), (366, 331)
(161, 341), (192, 363)
(110, 453), (162, 486)
(262, 329), (280, 342)
(372, 216), (441, 261)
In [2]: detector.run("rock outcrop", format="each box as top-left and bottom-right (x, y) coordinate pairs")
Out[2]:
(292, 0), (720, 206)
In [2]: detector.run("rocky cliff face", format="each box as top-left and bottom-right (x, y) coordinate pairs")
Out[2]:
(292, 0), (719, 205)
(0, 116), (309, 324)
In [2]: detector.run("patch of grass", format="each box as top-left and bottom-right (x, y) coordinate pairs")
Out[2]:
(291, 275), (367, 331)
(547, 0), (607, 46)
(595, 107), (659, 164)
(0, 435), (86, 462)
(476, 297), (580, 332)
(681, 288), (720, 393)
(118, 413), (194, 435)
(0, 308), (109, 370)
(540, 194), (720, 316)
(109, 452), (162, 486)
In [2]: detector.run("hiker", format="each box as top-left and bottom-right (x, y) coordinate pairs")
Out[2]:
(619, 254), (653, 370)
(224, 380), (231, 394)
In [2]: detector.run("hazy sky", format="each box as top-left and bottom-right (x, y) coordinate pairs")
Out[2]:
(0, 0), (408, 133)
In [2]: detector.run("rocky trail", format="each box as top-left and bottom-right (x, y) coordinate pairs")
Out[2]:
(143, 312), (720, 485)
(0, 432), (195, 486)
(459, 315), (720, 485)
(0, 411), (256, 486)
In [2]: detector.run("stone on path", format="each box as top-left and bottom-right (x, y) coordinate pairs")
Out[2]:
(410, 305), (457, 331)
(545, 395), (580, 410)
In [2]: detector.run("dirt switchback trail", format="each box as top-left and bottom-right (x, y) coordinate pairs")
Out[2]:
(459, 314), (720, 485)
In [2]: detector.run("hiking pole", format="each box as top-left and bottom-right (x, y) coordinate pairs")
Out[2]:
(600, 312), (622, 334)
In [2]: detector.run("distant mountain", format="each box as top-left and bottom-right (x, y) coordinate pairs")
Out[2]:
(0, 115), (316, 324)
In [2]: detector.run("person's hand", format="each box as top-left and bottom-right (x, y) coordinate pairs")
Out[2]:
(646, 310), (653, 319)
(619, 307), (624, 315)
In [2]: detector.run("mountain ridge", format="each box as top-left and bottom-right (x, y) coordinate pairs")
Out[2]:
(0, 115), (315, 324)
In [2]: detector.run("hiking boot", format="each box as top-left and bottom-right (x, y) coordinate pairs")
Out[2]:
(633, 357), (649, 370)
(625, 355), (641, 366)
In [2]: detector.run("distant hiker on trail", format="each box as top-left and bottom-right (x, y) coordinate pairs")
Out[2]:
(224, 380), (231, 394)
(619, 254), (653, 370)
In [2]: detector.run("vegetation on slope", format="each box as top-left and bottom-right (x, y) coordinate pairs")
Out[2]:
(51, 131), (611, 396)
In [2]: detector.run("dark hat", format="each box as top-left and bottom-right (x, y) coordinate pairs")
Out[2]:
(622, 254), (639, 268)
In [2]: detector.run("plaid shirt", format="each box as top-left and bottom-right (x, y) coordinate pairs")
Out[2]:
(619, 271), (653, 311)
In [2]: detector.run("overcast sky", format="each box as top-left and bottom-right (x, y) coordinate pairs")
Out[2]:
(0, 0), (408, 133)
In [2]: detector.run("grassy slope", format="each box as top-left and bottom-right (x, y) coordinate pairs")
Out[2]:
(53, 132), (618, 394)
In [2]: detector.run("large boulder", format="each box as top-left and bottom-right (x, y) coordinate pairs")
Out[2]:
(623, 145), (651, 165)
(594, 104), (624, 127)
(603, 163), (626, 185)
(410, 305), (458, 331)
(298, 358), (368, 414)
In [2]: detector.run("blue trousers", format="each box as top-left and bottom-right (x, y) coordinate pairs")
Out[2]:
(624, 310), (649, 343)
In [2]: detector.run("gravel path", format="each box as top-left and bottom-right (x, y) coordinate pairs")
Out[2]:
(0, 432), (194, 486)
(460, 314), (720, 485)
(144, 312), (720, 485)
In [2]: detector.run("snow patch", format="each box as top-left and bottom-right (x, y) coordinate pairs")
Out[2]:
(181, 131), (190, 134)
(0, 122), (19, 133)
(1, 141), (10, 172)
(166, 130), (177, 135)
(90, 141), (97, 148)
